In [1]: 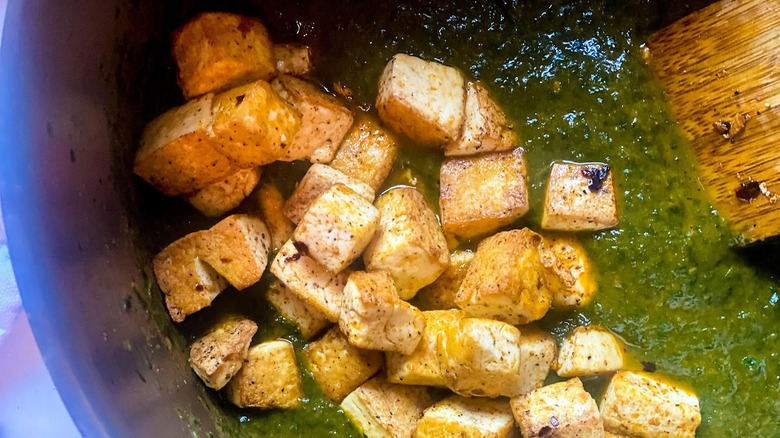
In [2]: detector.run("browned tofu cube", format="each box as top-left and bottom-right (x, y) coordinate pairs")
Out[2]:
(273, 43), (314, 77)
(256, 181), (295, 253)
(211, 79), (302, 168)
(385, 309), (464, 387)
(517, 329), (558, 396)
(329, 116), (400, 191)
(415, 396), (515, 438)
(293, 185), (380, 273)
(364, 187), (450, 299)
(271, 75), (354, 163)
(339, 271), (425, 355)
(185, 167), (262, 217)
(152, 231), (228, 322)
(341, 375), (433, 438)
(455, 228), (552, 325)
(266, 280), (330, 340)
(133, 94), (235, 196)
(440, 148), (529, 240)
(415, 250), (474, 311)
(542, 162), (618, 231)
(600, 372), (701, 438)
(376, 54), (466, 147)
(172, 12), (275, 99)
(284, 164), (375, 224)
(444, 81), (517, 156)
(540, 234), (597, 309)
(438, 318), (523, 398)
(303, 327), (383, 402)
(189, 317), (257, 390)
(200, 214), (270, 290)
(510, 378), (604, 437)
(226, 340), (303, 409)
(270, 238), (350, 322)
(555, 326), (625, 378)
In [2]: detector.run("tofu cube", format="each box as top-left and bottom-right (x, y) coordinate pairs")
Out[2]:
(341, 375), (433, 438)
(266, 280), (330, 340)
(172, 12), (275, 99)
(437, 317), (523, 398)
(271, 75), (354, 163)
(540, 235), (597, 309)
(133, 94), (235, 196)
(329, 116), (400, 191)
(339, 271), (425, 355)
(303, 327), (383, 402)
(200, 214), (270, 290)
(385, 310), (464, 387)
(415, 396), (515, 438)
(555, 326), (625, 378)
(153, 231), (228, 322)
(211, 79), (302, 168)
(226, 340), (303, 409)
(293, 184), (380, 273)
(510, 378), (604, 437)
(455, 228), (552, 325)
(256, 181), (295, 252)
(189, 317), (257, 390)
(284, 164), (375, 224)
(364, 187), (450, 300)
(270, 238), (350, 322)
(542, 162), (618, 231)
(415, 250), (474, 311)
(185, 167), (262, 217)
(444, 81), (517, 156)
(376, 54), (466, 146)
(600, 372), (701, 438)
(517, 329), (558, 395)
(273, 43), (314, 77)
(440, 148), (529, 240)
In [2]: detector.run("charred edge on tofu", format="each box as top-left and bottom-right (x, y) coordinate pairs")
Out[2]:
(581, 165), (610, 192)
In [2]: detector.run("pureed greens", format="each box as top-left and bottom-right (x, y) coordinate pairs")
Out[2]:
(164, 1), (779, 436)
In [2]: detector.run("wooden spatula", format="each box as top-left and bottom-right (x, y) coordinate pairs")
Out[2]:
(647, 0), (780, 244)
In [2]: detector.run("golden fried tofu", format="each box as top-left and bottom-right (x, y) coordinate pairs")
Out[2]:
(185, 167), (262, 217)
(256, 181), (295, 252)
(172, 12), (275, 99)
(133, 94), (235, 196)
(226, 340), (303, 409)
(341, 375), (433, 438)
(270, 238), (350, 322)
(510, 378), (604, 438)
(271, 75), (354, 163)
(600, 372), (701, 438)
(540, 234), (597, 309)
(303, 327), (383, 402)
(440, 148), (529, 240)
(211, 79), (302, 167)
(517, 329), (558, 396)
(385, 310), (464, 387)
(444, 81), (517, 156)
(415, 396), (515, 438)
(199, 214), (270, 290)
(189, 317), (257, 390)
(339, 271), (425, 355)
(555, 326), (624, 378)
(415, 250), (474, 311)
(284, 164), (375, 224)
(376, 54), (466, 147)
(455, 228), (552, 325)
(273, 43), (313, 77)
(541, 162), (618, 231)
(293, 185), (380, 273)
(364, 187), (450, 300)
(266, 280), (331, 340)
(153, 231), (228, 322)
(330, 117), (400, 191)
(437, 317), (523, 398)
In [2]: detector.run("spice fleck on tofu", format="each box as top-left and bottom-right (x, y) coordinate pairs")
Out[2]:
(542, 162), (618, 231)
(555, 325), (624, 378)
(510, 378), (604, 437)
(189, 317), (257, 390)
(445, 81), (517, 156)
(185, 167), (262, 217)
(415, 396), (515, 438)
(226, 340), (303, 409)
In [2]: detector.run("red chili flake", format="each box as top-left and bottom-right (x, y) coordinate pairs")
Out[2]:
(736, 181), (762, 203)
(581, 165), (610, 192)
(284, 253), (301, 263)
